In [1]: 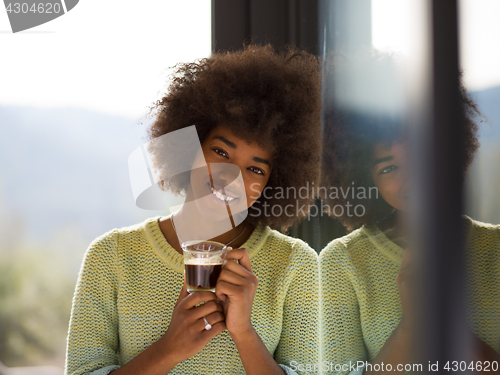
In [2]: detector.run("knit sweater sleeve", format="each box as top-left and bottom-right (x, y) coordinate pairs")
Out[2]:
(275, 241), (320, 375)
(65, 230), (121, 375)
(320, 240), (367, 375)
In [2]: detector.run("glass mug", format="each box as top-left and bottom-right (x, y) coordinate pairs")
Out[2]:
(182, 241), (227, 293)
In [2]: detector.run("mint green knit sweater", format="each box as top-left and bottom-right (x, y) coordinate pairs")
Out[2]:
(320, 216), (500, 375)
(66, 217), (320, 375)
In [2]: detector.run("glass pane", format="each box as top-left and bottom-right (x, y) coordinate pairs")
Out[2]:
(318, 0), (499, 372)
(460, 0), (500, 365)
(319, 1), (427, 370)
(461, 0), (500, 226)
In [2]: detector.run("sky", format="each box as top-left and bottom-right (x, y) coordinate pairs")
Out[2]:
(0, 0), (212, 118)
(372, 0), (500, 92)
(0, 0), (498, 118)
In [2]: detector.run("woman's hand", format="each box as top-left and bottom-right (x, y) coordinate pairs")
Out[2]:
(365, 248), (414, 375)
(109, 279), (226, 375)
(158, 279), (226, 364)
(215, 247), (258, 338)
(214, 248), (285, 375)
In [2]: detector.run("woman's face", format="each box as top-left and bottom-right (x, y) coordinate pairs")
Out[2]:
(371, 141), (409, 213)
(189, 125), (273, 220)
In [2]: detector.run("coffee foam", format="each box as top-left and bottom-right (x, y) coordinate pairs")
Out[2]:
(185, 258), (224, 265)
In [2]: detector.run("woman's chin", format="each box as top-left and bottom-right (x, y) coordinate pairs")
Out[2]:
(195, 197), (232, 222)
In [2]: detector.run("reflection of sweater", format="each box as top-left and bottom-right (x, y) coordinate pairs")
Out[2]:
(66, 216), (319, 375)
(320, 216), (500, 375)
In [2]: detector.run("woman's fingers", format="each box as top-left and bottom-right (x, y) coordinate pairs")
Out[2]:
(216, 279), (249, 298)
(197, 311), (225, 331)
(205, 311), (225, 325)
(215, 248), (258, 304)
(190, 299), (224, 320)
(223, 248), (258, 284)
(396, 248), (414, 328)
(218, 267), (248, 286)
(399, 248), (412, 273)
(397, 249), (412, 282)
(225, 248), (253, 273)
(181, 291), (219, 309)
(159, 274), (227, 364)
(217, 268), (258, 299)
(219, 259), (258, 289)
(201, 320), (226, 339)
(221, 258), (255, 280)
(174, 275), (190, 307)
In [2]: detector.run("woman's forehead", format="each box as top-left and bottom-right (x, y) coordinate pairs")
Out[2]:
(206, 125), (274, 156)
(373, 140), (408, 159)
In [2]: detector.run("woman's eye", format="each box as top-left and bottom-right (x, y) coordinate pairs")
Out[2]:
(249, 166), (265, 175)
(213, 148), (228, 158)
(379, 165), (398, 175)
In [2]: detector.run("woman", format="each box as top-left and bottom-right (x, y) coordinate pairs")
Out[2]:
(319, 61), (500, 374)
(66, 44), (322, 375)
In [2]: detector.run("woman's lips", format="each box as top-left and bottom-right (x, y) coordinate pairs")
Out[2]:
(211, 186), (236, 202)
(206, 182), (240, 203)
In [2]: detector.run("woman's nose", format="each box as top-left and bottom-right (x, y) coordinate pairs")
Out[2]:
(210, 163), (241, 187)
(401, 168), (410, 194)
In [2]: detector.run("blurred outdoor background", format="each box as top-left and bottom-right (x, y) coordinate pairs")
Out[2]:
(0, 0), (499, 371)
(0, 0), (211, 370)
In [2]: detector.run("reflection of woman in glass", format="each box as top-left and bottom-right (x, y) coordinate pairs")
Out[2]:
(66, 45), (322, 375)
(320, 82), (500, 373)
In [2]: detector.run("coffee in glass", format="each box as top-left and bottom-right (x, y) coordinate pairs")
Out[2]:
(182, 241), (227, 293)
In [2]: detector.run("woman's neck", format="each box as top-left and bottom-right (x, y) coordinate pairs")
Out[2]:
(379, 210), (410, 248)
(205, 220), (254, 249)
(159, 208), (254, 255)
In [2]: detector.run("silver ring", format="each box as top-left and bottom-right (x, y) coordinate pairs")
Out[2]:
(203, 316), (212, 331)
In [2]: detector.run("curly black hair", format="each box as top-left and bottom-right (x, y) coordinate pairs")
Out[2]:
(147, 44), (322, 231)
(320, 51), (481, 230)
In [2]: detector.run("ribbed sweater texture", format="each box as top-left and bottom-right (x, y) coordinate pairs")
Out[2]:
(66, 216), (320, 375)
(320, 216), (500, 375)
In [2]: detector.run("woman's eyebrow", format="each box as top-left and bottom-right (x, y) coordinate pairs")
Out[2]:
(372, 155), (394, 167)
(253, 156), (271, 168)
(213, 136), (237, 149)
